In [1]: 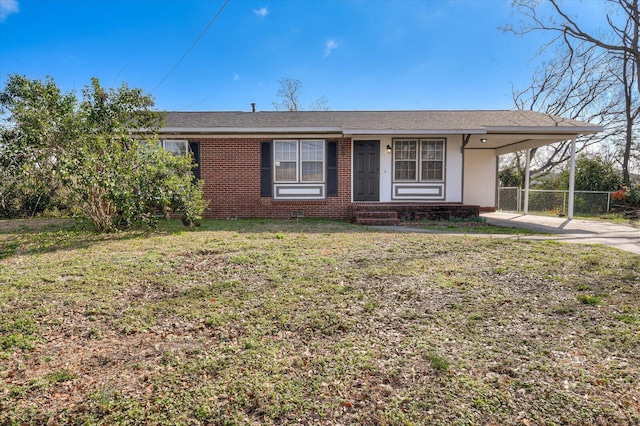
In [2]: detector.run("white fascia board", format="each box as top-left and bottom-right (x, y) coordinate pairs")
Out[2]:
(343, 129), (487, 135)
(485, 126), (603, 134)
(495, 138), (575, 156)
(159, 126), (343, 134)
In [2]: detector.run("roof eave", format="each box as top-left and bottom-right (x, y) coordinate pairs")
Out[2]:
(485, 125), (603, 134)
(157, 125), (603, 136)
(343, 129), (487, 135)
(160, 127), (488, 135)
(159, 126), (344, 134)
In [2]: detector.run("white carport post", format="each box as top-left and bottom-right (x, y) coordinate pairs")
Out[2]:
(523, 149), (531, 215)
(567, 136), (577, 219)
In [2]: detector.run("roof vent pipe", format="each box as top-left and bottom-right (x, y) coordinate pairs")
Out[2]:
(251, 103), (256, 113)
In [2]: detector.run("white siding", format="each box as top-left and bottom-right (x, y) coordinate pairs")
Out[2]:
(463, 149), (497, 208)
(445, 137), (463, 203)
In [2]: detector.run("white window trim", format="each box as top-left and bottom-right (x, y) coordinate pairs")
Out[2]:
(273, 139), (326, 184)
(161, 139), (189, 156)
(392, 138), (446, 183)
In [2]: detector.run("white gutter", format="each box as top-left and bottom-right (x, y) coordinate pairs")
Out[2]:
(159, 127), (487, 135)
(158, 125), (602, 136)
(343, 129), (487, 135)
(485, 126), (603, 134)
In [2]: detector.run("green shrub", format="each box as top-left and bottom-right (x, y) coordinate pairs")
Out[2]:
(0, 75), (208, 231)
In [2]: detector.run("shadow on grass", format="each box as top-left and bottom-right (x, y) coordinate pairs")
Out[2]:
(1, 215), (559, 261)
(0, 217), (375, 260)
(178, 218), (368, 234)
(0, 219), (150, 260)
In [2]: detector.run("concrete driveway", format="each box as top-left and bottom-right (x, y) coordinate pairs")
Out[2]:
(481, 212), (640, 256)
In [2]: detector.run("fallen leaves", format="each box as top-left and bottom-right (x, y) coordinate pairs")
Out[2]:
(1, 220), (639, 424)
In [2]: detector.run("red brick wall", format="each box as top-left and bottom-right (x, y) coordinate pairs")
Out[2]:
(190, 137), (353, 219)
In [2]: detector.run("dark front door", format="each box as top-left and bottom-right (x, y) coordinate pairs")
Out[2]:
(353, 140), (380, 201)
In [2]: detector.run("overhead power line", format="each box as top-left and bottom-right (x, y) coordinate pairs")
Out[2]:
(151, 0), (231, 94)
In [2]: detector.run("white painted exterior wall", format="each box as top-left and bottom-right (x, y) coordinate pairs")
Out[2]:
(354, 135), (464, 203)
(463, 148), (497, 208)
(445, 137), (463, 203)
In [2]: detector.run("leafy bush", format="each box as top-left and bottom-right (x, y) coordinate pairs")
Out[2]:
(499, 166), (523, 188)
(61, 138), (208, 231)
(538, 155), (622, 192)
(0, 75), (208, 231)
(0, 75), (76, 218)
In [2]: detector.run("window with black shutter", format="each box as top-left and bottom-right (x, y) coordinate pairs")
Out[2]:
(262, 139), (337, 199)
(260, 141), (272, 197)
(326, 140), (338, 197)
(188, 142), (201, 180)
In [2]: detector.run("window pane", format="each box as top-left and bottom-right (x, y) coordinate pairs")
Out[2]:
(422, 140), (443, 160)
(163, 141), (188, 156)
(274, 141), (298, 182)
(394, 140), (417, 160)
(275, 141), (297, 162)
(394, 140), (417, 181)
(301, 141), (324, 182)
(420, 140), (444, 181)
(301, 141), (324, 161)
(421, 161), (443, 180)
(395, 161), (416, 180)
(275, 162), (297, 181)
(302, 161), (323, 181)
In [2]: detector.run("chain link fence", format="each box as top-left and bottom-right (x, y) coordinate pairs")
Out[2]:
(498, 187), (615, 216)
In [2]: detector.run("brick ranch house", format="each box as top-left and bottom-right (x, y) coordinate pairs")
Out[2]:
(158, 110), (601, 223)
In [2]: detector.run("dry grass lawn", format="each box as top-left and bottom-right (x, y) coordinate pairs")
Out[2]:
(1, 219), (639, 425)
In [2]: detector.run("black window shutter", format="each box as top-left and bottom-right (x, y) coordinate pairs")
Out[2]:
(260, 141), (272, 197)
(327, 141), (338, 197)
(188, 142), (201, 180)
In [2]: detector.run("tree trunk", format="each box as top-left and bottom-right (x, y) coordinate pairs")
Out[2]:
(622, 49), (635, 185)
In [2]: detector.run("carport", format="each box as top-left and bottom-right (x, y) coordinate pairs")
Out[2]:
(462, 120), (602, 218)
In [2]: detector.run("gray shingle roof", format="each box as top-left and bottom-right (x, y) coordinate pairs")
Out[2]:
(161, 110), (599, 133)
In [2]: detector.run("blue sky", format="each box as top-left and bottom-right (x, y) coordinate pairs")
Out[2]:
(0, 0), (607, 112)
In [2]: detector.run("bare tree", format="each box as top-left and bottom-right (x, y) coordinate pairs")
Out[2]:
(272, 77), (330, 111)
(308, 95), (330, 112)
(273, 77), (301, 111)
(506, 0), (639, 90)
(503, 42), (626, 185)
(505, 0), (639, 184)
(619, 49), (640, 183)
